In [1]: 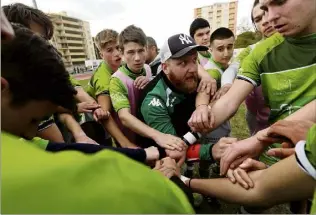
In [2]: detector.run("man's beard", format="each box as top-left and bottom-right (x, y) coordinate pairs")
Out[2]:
(168, 72), (198, 94)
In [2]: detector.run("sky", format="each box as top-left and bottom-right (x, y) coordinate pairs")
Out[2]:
(2, 0), (254, 47)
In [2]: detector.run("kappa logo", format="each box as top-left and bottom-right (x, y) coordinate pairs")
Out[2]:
(149, 98), (163, 107)
(179, 34), (192, 45)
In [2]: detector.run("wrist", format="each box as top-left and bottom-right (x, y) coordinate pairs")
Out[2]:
(73, 132), (87, 140)
(150, 130), (162, 142)
(195, 103), (208, 109)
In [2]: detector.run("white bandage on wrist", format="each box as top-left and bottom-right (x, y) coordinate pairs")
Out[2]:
(180, 175), (190, 183)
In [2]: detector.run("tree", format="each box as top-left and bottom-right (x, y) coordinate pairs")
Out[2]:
(237, 17), (254, 34)
(235, 31), (262, 49)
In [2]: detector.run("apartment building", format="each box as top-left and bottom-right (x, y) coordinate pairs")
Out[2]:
(194, 0), (238, 35)
(49, 12), (96, 72)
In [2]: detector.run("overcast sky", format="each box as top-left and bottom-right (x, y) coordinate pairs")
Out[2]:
(2, 0), (254, 47)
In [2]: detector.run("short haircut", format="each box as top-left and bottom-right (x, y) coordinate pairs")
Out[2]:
(119, 25), (147, 51)
(2, 3), (54, 40)
(1, 24), (77, 112)
(146, 36), (157, 47)
(189, 18), (210, 38)
(210, 27), (235, 43)
(95, 29), (119, 51)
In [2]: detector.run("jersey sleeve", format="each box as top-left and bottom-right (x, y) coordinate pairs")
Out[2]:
(69, 75), (82, 87)
(207, 68), (221, 83)
(90, 70), (111, 98)
(109, 77), (130, 112)
(221, 46), (253, 86)
(141, 95), (177, 136)
(236, 51), (261, 87)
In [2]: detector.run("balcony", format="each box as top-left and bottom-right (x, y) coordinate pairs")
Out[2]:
(68, 46), (84, 50)
(70, 52), (85, 56)
(67, 40), (84, 44)
(61, 19), (81, 26)
(71, 58), (86, 62)
(65, 33), (83, 38)
(64, 26), (82, 32)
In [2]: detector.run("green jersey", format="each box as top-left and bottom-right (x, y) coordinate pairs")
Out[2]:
(109, 65), (147, 112)
(69, 75), (82, 88)
(87, 61), (114, 99)
(1, 131), (194, 214)
(237, 33), (316, 165)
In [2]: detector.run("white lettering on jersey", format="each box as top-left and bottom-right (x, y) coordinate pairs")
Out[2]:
(149, 98), (163, 107)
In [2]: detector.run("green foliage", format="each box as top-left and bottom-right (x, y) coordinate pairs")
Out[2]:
(235, 31), (262, 49)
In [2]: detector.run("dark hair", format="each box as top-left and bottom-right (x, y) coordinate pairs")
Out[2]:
(2, 3), (54, 40)
(210, 27), (235, 43)
(1, 24), (77, 112)
(189, 18), (210, 38)
(119, 25), (147, 51)
(251, 0), (260, 30)
(146, 36), (157, 47)
(251, 0), (259, 24)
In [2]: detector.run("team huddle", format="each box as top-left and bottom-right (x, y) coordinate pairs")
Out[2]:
(1, 0), (316, 214)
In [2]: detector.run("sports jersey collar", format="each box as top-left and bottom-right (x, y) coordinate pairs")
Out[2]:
(198, 51), (212, 59)
(99, 61), (115, 74)
(120, 64), (146, 80)
(286, 33), (316, 46)
(210, 57), (226, 70)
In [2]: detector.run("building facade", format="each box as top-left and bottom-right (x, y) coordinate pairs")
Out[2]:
(49, 12), (96, 72)
(194, 0), (238, 35)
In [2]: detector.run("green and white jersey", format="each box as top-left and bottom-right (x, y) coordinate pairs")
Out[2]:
(1, 131), (194, 214)
(198, 51), (212, 69)
(86, 61), (114, 99)
(237, 33), (316, 165)
(109, 65), (147, 112)
(295, 125), (316, 214)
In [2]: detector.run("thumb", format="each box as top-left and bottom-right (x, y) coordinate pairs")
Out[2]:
(267, 148), (295, 159)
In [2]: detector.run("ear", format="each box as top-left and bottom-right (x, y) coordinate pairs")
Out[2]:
(1, 77), (9, 92)
(161, 63), (169, 75)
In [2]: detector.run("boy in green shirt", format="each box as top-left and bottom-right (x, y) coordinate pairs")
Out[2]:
(86, 29), (137, 148)
(1, 22), (194, 214)
(109, 25), (186, 157)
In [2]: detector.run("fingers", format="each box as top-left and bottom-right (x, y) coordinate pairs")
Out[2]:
(239, 158), (267, 171)
(226, 169), (236, 183)
(267, 148), (295, 159)
(134, 77), (149, 89)
(205, 83), (212, 95)
(197, 81), (206, 93)
(211, 81), (217, 96)
(233, 168), (253, 189)
(230, 155), (249, 170)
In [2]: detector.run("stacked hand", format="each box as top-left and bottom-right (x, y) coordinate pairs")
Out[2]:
(154, 157), (180, 178)
(134, 76), (150, 90)
(188, 104), (214, 134)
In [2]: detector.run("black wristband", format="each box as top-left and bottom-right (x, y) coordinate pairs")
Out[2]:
(157, 147), (167, 159)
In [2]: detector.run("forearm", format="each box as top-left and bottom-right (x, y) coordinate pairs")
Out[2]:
(190, 156), (315, 208)
(37, 123), (65, 142)
(75, 87), (96, 103)
(210, 79), (254, 130)
(102, 116), (137, 147)
(196, 91), (210, 107)
(119, 111), (160, 140)
(46, 142), (147, 163)
(97, 95), (112, 112)
(58, 113), (85, 139)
